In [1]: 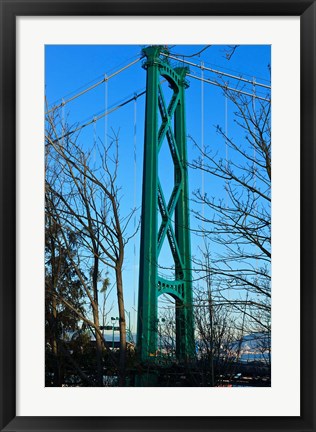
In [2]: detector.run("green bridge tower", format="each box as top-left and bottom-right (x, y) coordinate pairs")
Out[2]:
(137, 46), (195, 364)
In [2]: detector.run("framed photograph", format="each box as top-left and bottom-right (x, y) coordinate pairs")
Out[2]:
(0, 1), (315, 431)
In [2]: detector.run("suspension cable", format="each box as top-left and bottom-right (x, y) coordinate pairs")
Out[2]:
(50, 89), (146, 144)
(187, 73), (271, 102)
(162, 53), (271, 90)
(46, 57), (142, 115)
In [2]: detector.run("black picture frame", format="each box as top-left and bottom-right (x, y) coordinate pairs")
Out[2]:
(1, 1), (315, 431)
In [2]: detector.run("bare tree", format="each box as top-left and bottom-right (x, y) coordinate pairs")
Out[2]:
(45, 108), (137, 386)
(190, 84), (271, 349)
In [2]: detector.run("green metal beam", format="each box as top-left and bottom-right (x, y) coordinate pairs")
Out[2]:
(137, 46), (195, 366)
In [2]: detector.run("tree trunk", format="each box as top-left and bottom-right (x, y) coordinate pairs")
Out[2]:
(116, 267), (126, 386)
(51, 294), (61, 386)
(92, 255), (103, 386)
(49, 229), (60, 387)
(92, 306), (103, 386)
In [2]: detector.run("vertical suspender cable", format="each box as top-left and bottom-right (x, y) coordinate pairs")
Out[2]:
(62, 98), (65, 146)
(133, 93), (137, 334)
(252, 77), (257, 185)
(224, 87), (229, 301)
(252, 77), (258, 285)
(93, 117), (97, 162)
(104, 74), (108, 149)
(103, 75), (108, 322)
(225, 86), (228, 207)
(201, 60), (210, 317)
(201, 61), (205, 235)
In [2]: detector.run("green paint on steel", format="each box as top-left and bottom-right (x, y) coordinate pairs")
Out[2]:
(137, 46), (195, 364)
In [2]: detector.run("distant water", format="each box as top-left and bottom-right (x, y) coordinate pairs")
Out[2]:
(240, 352), (270, 362)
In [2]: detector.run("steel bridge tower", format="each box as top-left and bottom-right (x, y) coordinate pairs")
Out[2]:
(137, 46), (194, 364)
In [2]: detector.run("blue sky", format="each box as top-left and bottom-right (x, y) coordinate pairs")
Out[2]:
(45, 44), (271, 336)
